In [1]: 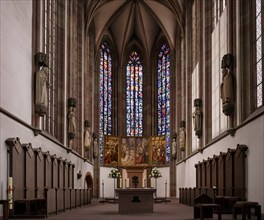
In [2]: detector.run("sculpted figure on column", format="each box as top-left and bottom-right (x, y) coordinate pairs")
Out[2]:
(35, 66), (49, 116)
(220, 54), (234, 116)
(179, 122), (186, 152)
(68, 106), (76, 137)
(84, 126), (92, 149)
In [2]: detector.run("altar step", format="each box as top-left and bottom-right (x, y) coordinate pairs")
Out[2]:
(154, 197), (171, 203)
(99, 197), (119, 204)
(99, 197), (171, 204)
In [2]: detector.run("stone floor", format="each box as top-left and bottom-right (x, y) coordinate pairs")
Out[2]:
(8, 198), (263, 220)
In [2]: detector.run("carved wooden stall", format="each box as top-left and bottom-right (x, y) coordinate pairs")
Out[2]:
(234, 145), (248, 200)
(34, 148), (44, 199)
(179, 144), (249, 213)
(44, 151), (52, 189)
(206, 158), (212, 188)
(196, 162), (202, 188)
(201, 160), (207, 188)
(6, 138), (24, 203)
(216, 152), (226, 198)
(212, 155), (219, 188)
(225, 149), (235, 197)
(5, 137), (91, 218)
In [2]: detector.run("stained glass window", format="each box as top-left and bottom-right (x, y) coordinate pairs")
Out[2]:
(43, 0), (57, 136)
(126, 51), (143, 136)
(157, 43), (171, 161)
(256, 0), (263, 107)
(99, 42), (112, 161)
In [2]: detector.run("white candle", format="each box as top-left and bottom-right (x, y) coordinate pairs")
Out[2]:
(8, 177), (13, 209)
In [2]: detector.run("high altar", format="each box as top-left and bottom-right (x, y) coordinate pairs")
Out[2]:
(115, 188), (156, 214)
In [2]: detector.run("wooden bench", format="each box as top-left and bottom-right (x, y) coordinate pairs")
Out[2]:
(0, 200), (9, 220)
(193, 194), (222, 220)
(233, 201), (261, 220)
(194, 203), (221, 220)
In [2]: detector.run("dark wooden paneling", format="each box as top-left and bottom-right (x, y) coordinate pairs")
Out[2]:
(218, 152), (226, 196)
(34, 148), (44, 199)
(225, 149), (235, 196)
(234, 145), (248, 200)
(23, 143), (35, 199)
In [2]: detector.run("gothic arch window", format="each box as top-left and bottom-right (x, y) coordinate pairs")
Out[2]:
(255, 0), (263, 108)
(157, 43), (171, 161)
(126, 51), (143, 136)
(99, 42), (113, 161)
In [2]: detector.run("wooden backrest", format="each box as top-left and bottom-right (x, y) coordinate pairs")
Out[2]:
(206, 158), (212, 187)
(6, 137), (25, 200)
(225, 148), (235, 196)
(44, 151), (52, 189)
(218, 152), (226, 196)
(234, 144), (248, 199)
(194, 193), (213, 204)
(212, 155), (219, 188)
(34, 147), (44, 198)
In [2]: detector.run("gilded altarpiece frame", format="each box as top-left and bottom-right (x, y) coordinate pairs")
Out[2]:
(103, 136), (166, 167)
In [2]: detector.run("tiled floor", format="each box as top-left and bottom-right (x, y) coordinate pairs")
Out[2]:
(9, 198), (261, 220)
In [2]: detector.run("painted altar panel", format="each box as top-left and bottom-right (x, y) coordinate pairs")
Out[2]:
(104, 136), (166, 167)
(151, 136), (166, 166)
(119, 137), (150, 167)
(104, 136), (119, 166)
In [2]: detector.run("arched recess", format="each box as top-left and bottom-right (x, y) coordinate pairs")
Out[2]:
(84, 172), (94, 198)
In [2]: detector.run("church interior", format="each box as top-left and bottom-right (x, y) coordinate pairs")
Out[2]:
(0, 0), (264, 219)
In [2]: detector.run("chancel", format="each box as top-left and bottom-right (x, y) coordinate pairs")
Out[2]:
(0, 0), (264, 220)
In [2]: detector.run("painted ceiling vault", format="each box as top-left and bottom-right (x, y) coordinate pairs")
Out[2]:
(85, 0), (185, 63)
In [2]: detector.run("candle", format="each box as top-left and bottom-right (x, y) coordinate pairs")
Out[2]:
(8, 177), (13, 209)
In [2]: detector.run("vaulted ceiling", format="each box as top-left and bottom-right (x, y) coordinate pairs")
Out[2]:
(85, 0), (185, 63)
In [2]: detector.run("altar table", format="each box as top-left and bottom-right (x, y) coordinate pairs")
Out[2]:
(115, 188), (156, 214)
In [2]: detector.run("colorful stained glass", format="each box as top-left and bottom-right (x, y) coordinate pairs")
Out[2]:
(99, 42), (112, 162)
(157, 43), (171, 161)
(126, 51), (143, 136)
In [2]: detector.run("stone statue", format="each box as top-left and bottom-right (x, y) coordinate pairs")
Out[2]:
(193, 99), (202, 138)
(68, 106), (76, 139)
(220, 54), (234, 116)
(35, 66), (49, 116)
(171, 136), (177, 160)
(179, 127), (186, 152)
(84, 127), (91, 149)
(93, 136), (99, 159)
(193, 106), (202, 138)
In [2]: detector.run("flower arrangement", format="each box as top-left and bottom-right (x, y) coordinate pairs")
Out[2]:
(108, 168), (121, 178)
(149, 167), (162, 178)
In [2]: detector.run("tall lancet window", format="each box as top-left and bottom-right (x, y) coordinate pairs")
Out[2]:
(126, 51), (143, 136)
(157, 43), (171, 161)
(256, 0), (263, 107)
(42, 0), (57, 136)
(99, 42), (113, 161)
